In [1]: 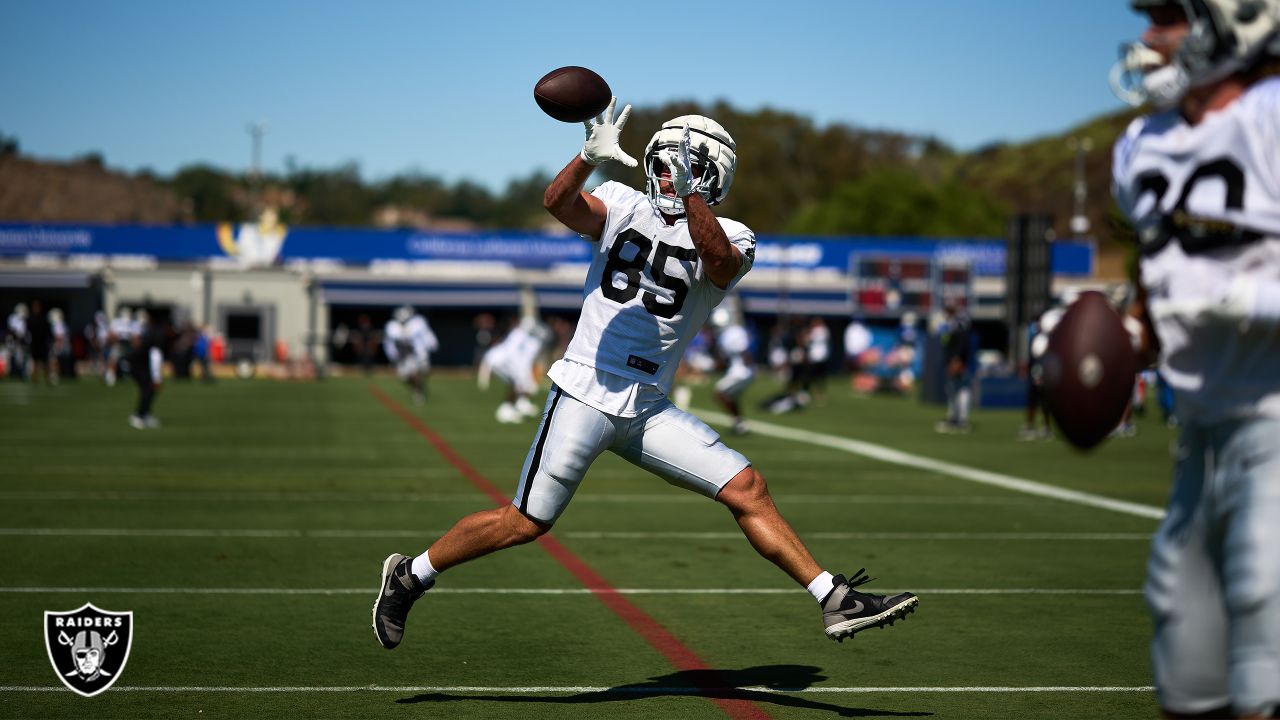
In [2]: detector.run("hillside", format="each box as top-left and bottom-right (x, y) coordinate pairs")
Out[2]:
(0, 154), (189, 224)
(0, 107), (1143, 277)
(952, 109), (1142, 276)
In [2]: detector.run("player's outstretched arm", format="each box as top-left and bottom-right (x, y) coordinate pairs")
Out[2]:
(683, 194), (740, 289)
(661, 125), (741, 288)
(543, 155), (607, 239)
(543, 97), (635, 241)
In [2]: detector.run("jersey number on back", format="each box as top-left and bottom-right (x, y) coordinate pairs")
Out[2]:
(1134, 157), (1262, 256)
(600, 229), (699, 319)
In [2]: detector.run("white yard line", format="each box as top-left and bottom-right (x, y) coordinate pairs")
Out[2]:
(0, 586), (1142, 596)
(0, 528), (1151, 541)
(0, 490), (1045, 505)
(696, 409), (1166, 520)
(0, 684), (1155, 694)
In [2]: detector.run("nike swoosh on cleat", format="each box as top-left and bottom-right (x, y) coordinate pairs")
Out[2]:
(841, 600), (864, 614)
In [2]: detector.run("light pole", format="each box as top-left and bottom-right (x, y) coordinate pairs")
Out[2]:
(1068, 136), (1093, 236)
(246, 121), (269, 217)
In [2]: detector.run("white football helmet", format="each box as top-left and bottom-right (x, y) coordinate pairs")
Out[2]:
(1111, 0), (1280, 108)
(644, 115), (737, 216)
(393, 305), (413, 324)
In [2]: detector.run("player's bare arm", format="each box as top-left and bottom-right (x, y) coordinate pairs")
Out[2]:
(662, 125), (741, 288)
(542, 155), (606, 239)
(683, 193), (741, 289)
(543, 96), (637, 240)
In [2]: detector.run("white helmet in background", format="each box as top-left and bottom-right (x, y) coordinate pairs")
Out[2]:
(644, 115), (737, 216)
(13, 303), (27, 319)
(393, 305), (413, 324)
(1111, 0), (1280, 107)
(48, 308), (64, 324)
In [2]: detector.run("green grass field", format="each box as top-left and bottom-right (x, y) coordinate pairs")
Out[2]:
(0, 372), (1176, 719)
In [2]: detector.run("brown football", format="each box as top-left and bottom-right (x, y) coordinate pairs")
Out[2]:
(534, 66), (611, 123)
(1042, 291), (1138, 450)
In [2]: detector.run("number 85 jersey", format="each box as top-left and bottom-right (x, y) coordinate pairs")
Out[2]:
(559, 181), (756, 395)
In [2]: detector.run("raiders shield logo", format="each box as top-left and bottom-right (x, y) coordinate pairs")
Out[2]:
(44, 603), (133, 697)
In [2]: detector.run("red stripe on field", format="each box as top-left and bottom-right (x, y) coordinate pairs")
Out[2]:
(371, 384), (771, 720)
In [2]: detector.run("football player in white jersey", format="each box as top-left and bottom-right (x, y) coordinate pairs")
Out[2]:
(1112, 1), (1280, 716)
(384, 306), (437, 404)
(106, 306), (134, 386)
(482, 317), (549, 423)
(710, 305), (756, 435)
(373, 98), (919, 651)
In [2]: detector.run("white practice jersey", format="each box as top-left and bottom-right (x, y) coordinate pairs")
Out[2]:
(405, 315), (438, 361)
(550, 181), (756, 404)
(6, 313), (25, 340)
(843, 322), (872, 357)
(488, 323), (544, 371)
(1112, 77), (1280, 422)
(717, 324), (753, 373)
(385, 316), (437, 363)
(808, 324), (831, 363)
(110, 317), (133, 342)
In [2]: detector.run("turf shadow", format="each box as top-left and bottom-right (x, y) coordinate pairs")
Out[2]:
(395, 664), (932, 717)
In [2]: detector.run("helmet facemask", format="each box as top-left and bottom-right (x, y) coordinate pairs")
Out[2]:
(1111, 0), (1280, 108)
(643, 115), (737, 216)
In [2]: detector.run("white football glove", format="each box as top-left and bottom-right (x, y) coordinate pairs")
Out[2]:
(580, 97), (637, 167)
(658, 125), (697, 198)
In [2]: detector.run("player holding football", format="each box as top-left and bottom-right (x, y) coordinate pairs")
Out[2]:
(1111, 1), (1280, 716)
(373, 98), (919, 650)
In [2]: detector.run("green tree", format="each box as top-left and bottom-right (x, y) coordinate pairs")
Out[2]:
(491, 171), (552, 229)
(596, 101), (947, 233)
(788, 167), (1007, 237)
(286, 162), (373, 226)
(169, 164), (244, 223)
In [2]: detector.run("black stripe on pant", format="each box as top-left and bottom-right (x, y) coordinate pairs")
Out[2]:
(517, 387), (563, 516)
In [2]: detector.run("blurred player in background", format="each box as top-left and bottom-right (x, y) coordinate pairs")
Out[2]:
(383, 305), (437, 404)
(374, 98), (918, 651)
(802, 316), (831, 403)
(26, 300), (51, 386)
(1020, 304), (1061, 441)
(481, 316), (549, 423)
(87, 311), (110, 380)
(671, 323), (716, 410)
(128, 311), (163, 429)
(352, 314), (379, 376)
(711, 304), (755, 435)
(843, 313), (875, 395)
(48, 307), (69, 384)
(1111, 0), (1280, 716)
(935, 302), (974, 434)
(5, 302), (29, 381)
(107, 306), (134, 386)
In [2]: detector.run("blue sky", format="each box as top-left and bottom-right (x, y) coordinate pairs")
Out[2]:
(1, 1), (1147, 190)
